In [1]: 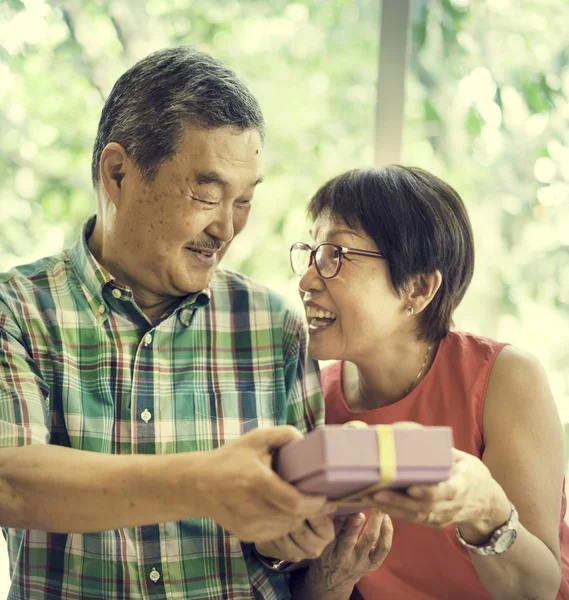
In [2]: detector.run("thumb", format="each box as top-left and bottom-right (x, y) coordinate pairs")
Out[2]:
(391, 421), (424, 429)
(248, 425), (304, 451)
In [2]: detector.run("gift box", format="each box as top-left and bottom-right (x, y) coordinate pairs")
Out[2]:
(275, 424), (453, 507)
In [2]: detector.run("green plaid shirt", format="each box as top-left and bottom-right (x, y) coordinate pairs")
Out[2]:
(0, 217), (324, 600)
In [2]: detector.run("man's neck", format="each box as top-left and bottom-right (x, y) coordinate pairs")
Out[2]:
(87, 220), (180, 326)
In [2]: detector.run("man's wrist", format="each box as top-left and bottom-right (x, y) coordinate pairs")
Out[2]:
(253, 545), (298, 572)
(162, 451), (212, 519)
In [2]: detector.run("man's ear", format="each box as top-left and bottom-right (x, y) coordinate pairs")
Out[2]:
(405, 270), (443, 314)
(99, 143), (130, 208)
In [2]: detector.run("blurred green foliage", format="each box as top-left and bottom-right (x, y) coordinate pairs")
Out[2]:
(0, 0), (568, 419)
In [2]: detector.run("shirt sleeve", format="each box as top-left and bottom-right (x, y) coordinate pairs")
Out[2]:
(282, 309), (324, 435)
(0, 299), (50, 447)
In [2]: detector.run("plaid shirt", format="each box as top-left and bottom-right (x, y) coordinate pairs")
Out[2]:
(0, 217), (324, 600)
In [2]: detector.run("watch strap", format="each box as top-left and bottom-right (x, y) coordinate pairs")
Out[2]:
(455, 504), (519, 556)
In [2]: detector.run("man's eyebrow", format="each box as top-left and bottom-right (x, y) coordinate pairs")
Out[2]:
(195, 171), (227, 186)
(195, 171), (264, 189)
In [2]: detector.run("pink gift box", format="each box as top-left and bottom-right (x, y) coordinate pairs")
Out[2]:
(276, 425), (453, 505)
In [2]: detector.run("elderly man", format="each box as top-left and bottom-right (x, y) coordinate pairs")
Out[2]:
(0, 47), (333, 600)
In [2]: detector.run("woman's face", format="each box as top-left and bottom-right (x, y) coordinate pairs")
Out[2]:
(298, 212), (407, 362)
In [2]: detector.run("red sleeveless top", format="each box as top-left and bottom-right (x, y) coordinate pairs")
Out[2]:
(323, 331), (569, 600)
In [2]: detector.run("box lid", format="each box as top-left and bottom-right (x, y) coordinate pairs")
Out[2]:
(276, 425), (453, 485)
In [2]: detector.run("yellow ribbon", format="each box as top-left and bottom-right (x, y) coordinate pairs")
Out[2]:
(333, 424), (397, 506)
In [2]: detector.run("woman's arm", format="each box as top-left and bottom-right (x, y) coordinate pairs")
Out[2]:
(464, 345), (563, 599)
(372, 345), (564, 600)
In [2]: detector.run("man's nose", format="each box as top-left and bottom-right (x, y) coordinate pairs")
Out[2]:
(207, 205), (234, 244)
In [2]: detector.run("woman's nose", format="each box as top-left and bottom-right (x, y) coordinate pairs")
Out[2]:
(298, 262), (324, 294)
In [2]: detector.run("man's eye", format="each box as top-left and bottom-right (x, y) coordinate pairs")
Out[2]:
(236, 199), (252, 208)
(192, 197), (218, 206)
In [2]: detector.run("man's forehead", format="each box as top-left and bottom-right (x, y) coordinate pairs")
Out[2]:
(176, 126), (264, 186)
(179, 125), (262, 158)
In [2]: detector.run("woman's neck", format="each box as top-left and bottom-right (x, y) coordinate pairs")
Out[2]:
(342, 340), (438, 411)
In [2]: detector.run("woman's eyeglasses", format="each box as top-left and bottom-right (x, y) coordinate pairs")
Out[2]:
(290, 242), (387, 280)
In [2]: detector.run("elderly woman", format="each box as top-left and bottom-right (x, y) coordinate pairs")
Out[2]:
(283, 166), (569, 599)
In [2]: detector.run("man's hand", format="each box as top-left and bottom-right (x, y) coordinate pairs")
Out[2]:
(195, 425), (330, 543)
(255, 514), (335, 562)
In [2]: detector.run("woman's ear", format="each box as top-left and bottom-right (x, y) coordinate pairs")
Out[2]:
(406, 270), (443, 314)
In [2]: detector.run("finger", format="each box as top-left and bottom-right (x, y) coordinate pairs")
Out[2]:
(372, 490), (428, 513)
(257, 470), (328, 517)
(371, 497), (459, 528)
(390, 421), (424, 429)
(288, 517), (335, 559)
(305, 514), (336, 540)
(248, 424), (304, 451)
(369, 491), (431, 524)
(406, 478), (460, 502)
(333, 515), (349, 536)
(333, 512), (365, 558)
(355, 509), (383, 554)
(285, 530), (321, 561)
(369, 514), (393, 565)
(343, 420), (369, 429)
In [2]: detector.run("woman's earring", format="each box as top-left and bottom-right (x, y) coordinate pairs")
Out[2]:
(406, 306), (414, 316)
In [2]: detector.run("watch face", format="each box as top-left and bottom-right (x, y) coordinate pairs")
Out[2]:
(494, 529), (517, 553)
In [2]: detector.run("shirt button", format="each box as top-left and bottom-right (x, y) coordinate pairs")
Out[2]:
(112, 289), (122, 299)
(144, 333), (153, 345)
(98, 305), (106, 314)
(141, 409), (152, 423)
(149, 567), (160, 583)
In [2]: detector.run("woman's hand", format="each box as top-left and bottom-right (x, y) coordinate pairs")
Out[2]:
(306, 509), (393, 595)
(370, 448), (511, 541)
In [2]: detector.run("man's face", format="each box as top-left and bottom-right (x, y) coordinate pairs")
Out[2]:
(107, 124), (263, 297)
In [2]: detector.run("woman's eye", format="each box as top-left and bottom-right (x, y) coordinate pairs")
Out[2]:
(236, 199), (252, 208)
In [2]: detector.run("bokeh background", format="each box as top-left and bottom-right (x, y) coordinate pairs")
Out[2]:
(1, 0), (568, 595)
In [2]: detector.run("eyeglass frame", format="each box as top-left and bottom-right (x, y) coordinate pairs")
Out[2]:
(290, 241), (387, 280)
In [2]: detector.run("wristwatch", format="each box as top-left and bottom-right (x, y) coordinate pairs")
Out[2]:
(455, 504), (519, 556)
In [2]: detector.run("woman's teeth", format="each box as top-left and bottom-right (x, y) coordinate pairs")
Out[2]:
(305, 307), (336, 320)
(305, 306), (337, 331)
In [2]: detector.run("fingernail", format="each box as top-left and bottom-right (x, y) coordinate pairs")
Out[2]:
(407, 487), (424, 498)
(353, 513), (365, 525)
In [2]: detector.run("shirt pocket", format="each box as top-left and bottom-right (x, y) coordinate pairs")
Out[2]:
(194, 390), (279, 450)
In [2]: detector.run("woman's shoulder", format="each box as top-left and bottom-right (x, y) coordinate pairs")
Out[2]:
(443, 330), (507, 355)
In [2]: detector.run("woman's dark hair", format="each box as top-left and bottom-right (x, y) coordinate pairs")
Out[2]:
(91, 46), (265, 187)
(308, 166), (475, 342)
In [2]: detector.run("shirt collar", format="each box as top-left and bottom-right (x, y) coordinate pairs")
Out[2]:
(66, 216), (211, 322)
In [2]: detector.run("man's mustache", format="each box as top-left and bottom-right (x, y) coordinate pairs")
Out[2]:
(186, 238), (225, 252)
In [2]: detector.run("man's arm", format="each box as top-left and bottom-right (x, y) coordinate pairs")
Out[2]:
(0, 304), (327, 541)
(0, 428), (327, 540)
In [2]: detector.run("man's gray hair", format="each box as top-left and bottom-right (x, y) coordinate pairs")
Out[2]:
(91, 46), (265, 187)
